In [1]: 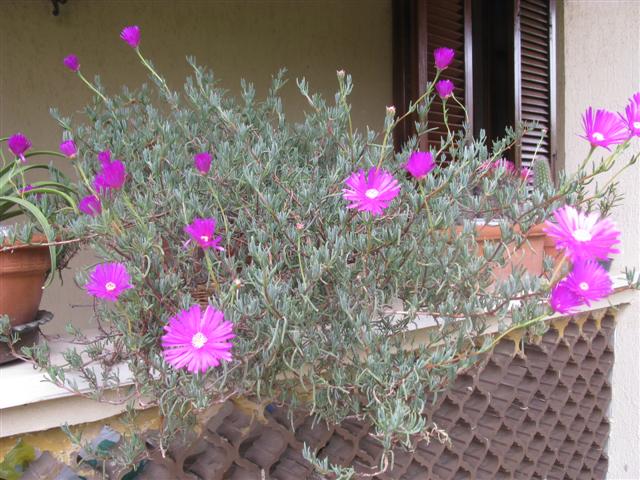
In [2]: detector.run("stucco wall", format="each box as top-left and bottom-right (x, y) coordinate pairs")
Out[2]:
(0, 0), (393, 332)
(560, 1), (640, 478)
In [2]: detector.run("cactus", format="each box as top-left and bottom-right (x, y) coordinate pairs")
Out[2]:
(532, 157), (554, 191)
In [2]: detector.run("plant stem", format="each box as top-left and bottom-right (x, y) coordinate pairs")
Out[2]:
(419, 183), (434, 228)
(136, 48), (173, 99)
(376, 70), (442, 169)
(480, 314), (548, 354)
(77, 71), (108, 103)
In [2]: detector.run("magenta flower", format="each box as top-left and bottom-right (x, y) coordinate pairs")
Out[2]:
(85, 262), (133, 302)
(434, 47), (455, 70)
(544, 205), (620, 261)
(563, 261), (613, 306)
(480, 158), (517, 176)
(63, 54), (80, 72)
(622, 92), (640, 137)
(405, 151), (436, 179)
(550, 280), (583, 314)
(581, 107), (629, 149)
(343, 167), (401, 216)
(161, 305), (235, 373)
(79, 195), (102, 216)
(7, 133), (31, 162)
(120, 26), (140, 48)
(60, 139), (78, 159)
(184, 218), (224, 250)
(436, 79), (454, 99)
(194, 152), (212, 175)
(93, 150), (126, 192)
(520, 167), (533, 182)
(17, 184), (44, 200)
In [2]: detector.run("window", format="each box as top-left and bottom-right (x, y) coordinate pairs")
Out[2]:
(393, 0), (557, 172)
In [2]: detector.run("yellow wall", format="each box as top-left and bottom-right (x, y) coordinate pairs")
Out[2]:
(0, 0), (393, 332)
(560, 1), (640, 478)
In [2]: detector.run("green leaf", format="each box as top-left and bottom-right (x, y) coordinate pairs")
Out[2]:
(95, 439), (117, 455)
(120, 460), (148, 480)
(0, 164), (52, 192)
(0, 439), (36, 480)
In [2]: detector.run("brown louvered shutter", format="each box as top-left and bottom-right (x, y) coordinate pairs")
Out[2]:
(514, 0), (557, 173)
(423, 0), (472, 151)
(393, 0), (473, 150)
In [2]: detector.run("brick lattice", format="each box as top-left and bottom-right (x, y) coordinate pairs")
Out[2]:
(137, 308), (614, 479)
(22, 308), (616, 480)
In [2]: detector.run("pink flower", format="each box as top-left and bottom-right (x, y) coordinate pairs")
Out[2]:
(405, 151), (435, 179)
(543, 205), (620, 261)
(161, 305), (235, 373)
(85, 262), (133, 301)
(184, 218), (224, 250)
(93, 150), (126, 192)
(436, 79), (454, 99)
(79, 195), (102, 216)
(622, 92), (640, 137)
(120, 26), (140, 48)
(194, 152), (212, 175)
(581, 107), (629, 149)
(60, 139), (78, 159)
(63, 54), (80, 72)
(550, 280), (583, 314)
(520, 167), (533, 182)
(7, 133), (31, 162)
(343, 167), (401, 216)
(480, 158), (516, 175)
(563, 261), (613, 306)
(434, 47), (455, 70)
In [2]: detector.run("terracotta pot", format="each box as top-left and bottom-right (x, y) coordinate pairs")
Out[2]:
(0, 235), (51, 327)
(543, 233), (565, 266)
(474, 223), (549, 281)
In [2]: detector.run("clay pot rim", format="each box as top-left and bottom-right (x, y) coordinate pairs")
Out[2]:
(454, 223), (547, 241)
(475, 223), (547, 241)
(1, 233), (51, 251)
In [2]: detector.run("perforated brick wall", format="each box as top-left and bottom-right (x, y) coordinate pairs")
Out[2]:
(22, 308), (616, 480)
(137, 308), (614, 479)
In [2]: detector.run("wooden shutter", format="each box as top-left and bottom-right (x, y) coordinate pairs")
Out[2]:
(392, 0), (473, 150)
(514, 0), (557, 173)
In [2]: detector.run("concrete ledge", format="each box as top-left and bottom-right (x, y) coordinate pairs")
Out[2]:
(0, 278), (636, 442)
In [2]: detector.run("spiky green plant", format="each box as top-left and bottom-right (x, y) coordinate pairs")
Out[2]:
(532, 157), (554, 192)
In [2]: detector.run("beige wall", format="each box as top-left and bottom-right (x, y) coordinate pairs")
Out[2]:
(560, 1), (640, 479)
(2, 1), (640, 475)
(0, 0), (393, 332)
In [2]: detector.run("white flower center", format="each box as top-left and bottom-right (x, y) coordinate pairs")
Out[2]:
(572, 228), (593, 242)
(365, 188), (380, 199)
(592, 132), (605, 141)
(579, 282), (590, 291)
(634, 121), (640, 129)
(200, 235), (210, 243)
(105, 282), (116, 292)
(191, 332), (208, 349)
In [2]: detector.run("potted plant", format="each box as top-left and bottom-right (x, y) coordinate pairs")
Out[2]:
(0, 134), (78, 329)
(9, 30), (637, 477)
